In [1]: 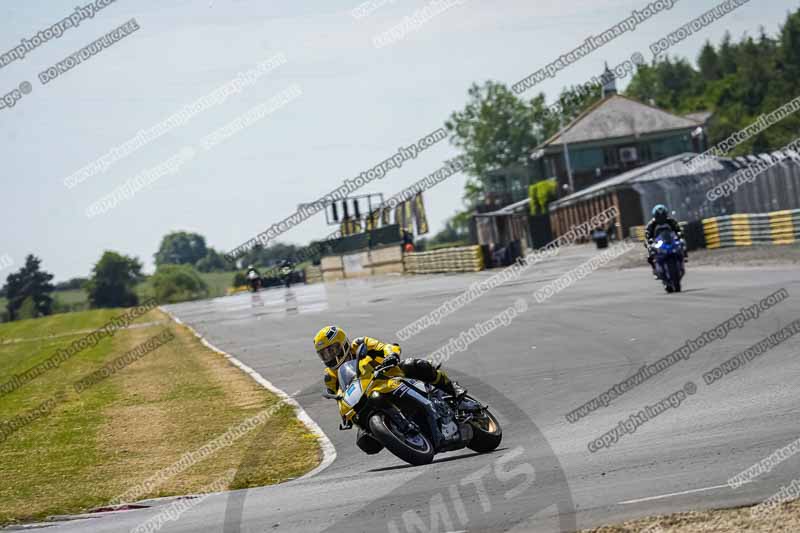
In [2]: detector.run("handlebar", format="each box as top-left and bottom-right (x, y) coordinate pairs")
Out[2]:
(372, 361), (398, 377)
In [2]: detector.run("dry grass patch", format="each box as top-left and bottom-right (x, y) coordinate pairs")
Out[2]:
(0, 308), (319, 525)
(584, 498), (800, 532)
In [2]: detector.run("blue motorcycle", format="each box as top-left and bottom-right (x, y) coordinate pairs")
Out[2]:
(650, 225), (685, 293)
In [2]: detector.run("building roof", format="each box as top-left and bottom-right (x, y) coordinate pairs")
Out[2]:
(475, 197), (530, 217)
(538, 95), (703, 150)
(549, 152), (731, 209)
(684, 111), (713, 124)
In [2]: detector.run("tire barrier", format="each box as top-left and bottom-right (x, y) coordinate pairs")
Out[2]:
(703, 209), (800, 249)
(403, 245), (484, 274)
(629, 225), (646, 242)
(320, 245), (405, 282)
(623, 221), (703, 250)
(304, 265), (323, 284)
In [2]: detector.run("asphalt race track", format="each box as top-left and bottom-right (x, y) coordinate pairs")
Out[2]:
(32, 245), (800, 532)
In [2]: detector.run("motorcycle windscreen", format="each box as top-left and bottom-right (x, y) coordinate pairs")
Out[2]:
(337, 360), (364, 407)
(654, 226), (677, 251)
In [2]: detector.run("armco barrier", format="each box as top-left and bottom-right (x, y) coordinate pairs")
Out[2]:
(703, 209), (799, 249)
(404, 245), (484, 274)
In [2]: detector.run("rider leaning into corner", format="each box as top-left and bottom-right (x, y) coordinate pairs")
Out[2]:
(644, 204), (687, 278)
(314, 326), (466, 453)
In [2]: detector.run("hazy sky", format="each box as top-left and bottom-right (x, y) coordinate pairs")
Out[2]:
(1, 0), (797, 280)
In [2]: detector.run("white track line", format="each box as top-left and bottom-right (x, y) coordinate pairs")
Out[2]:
(618, 484), (732, 505)
(160, 307), (336, 480)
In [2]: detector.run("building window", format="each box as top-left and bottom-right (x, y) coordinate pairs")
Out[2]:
(488, 176), (507, 194)
(651, 135), (691, 160)
(603, 146), (619, 168)
(570, 148), (604, 171)
(638, 142), (653, 162)
(546, 155), (561, 177)
(511, 176), (525, 200)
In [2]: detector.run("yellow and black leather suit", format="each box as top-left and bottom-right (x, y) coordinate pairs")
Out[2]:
(323, 336), (458, 397)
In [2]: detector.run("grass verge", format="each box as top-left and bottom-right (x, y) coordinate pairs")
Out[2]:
(0, 307), (320, 525)
(583, 498), (800, 532)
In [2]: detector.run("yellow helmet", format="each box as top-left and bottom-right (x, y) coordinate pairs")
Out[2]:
(313, 326), (351, 368)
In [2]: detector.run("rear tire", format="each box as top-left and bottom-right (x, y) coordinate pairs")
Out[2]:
(369, 414), (434, 466)
(468, 410), (503, 453)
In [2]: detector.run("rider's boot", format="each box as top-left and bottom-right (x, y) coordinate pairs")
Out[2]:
(434, 371), (467, 402)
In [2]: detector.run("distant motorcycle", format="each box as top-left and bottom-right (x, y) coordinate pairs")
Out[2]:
(650, 224), (685, 293)
(247, 270), (261, 292)
(279, 264), (293, 288)
(324, 357), (502, 466)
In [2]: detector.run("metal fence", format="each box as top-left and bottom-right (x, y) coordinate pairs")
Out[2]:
(728, 153), (800, 214)
(323, 224), (402, 255)
(633, 151), (800, 224)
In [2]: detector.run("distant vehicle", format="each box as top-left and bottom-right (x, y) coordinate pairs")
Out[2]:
(247, 270), (261, 292)
(260, 262), (304, 289)
(279, 260), (294, 288)
(650, 224), (686, 293)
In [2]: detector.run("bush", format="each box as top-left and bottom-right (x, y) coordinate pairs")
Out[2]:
(529, 179), (557, 215)
(55, 277), (88, 291)
(52, 298), (90, 315)
(86, 251), (143, 308)
(151, 265), (209, 304)
(232, 272), (247, 288)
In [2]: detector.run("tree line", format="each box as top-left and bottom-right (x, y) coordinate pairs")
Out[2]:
(429, 9), (800, 241)
(0, 230), (309, 322)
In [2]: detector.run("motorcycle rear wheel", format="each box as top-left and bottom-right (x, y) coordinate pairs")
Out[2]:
(369, 413), (434, 466)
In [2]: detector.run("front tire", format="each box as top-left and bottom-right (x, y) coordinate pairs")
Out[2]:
(468, 409), (503, 453)
(665, 258), (681, 293)
(369, 414), (434, 466)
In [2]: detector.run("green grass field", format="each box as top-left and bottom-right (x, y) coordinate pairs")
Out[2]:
(0, 307), (319, 524)
(53, 289), (87, 306)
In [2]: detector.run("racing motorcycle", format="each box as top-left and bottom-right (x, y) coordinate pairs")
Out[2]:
(279, 264), (293, 288)
(650, 224), (685, 293)
(324, 356), (502, 466)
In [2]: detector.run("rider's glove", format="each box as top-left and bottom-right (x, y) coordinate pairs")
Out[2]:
(381, 355), (399, 368)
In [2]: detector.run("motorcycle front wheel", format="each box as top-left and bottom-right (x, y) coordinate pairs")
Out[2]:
(468, 408), (503, 453)
(666, 258), (682, 293)
(369, 413), (434, 466)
